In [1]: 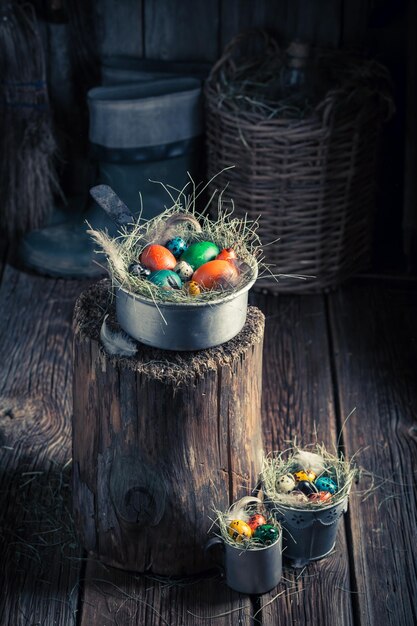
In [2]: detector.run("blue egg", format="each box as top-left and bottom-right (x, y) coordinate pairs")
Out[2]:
(315, 476), (337, 494)
(166, 237), (188, 259)
(147, 270), (182, 290)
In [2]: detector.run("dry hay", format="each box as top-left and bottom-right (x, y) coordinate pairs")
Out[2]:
(211, 496), (282, 550)
(261, 442), (359, 510)
(87, 169), (281, 304)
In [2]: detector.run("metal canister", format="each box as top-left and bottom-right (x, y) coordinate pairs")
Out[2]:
(205, 528), (282, 595)
(266, 497), (348, 568)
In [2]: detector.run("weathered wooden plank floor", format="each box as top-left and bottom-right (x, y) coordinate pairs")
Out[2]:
(0, 264), (416, 626)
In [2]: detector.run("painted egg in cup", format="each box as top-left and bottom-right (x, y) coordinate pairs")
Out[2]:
(180, 241), (220, 269)
(174, 260), (194, 282)
(147, 270), (182, 290)
(192, 260), (239, 290)
(140, 244), (177, 271)
(228, 519), (252, 543)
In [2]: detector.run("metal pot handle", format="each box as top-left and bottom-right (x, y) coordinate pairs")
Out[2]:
(204, 536), (225, 573)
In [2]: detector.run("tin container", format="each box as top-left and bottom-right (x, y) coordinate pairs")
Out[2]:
(205, 529), (282, 595)
(266, 497), (348, 568)
(115, 266), (258, 351)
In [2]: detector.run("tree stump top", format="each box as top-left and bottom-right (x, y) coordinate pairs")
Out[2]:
(73, 279), (265, 386)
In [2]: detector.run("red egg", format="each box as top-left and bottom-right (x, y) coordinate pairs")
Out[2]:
(308, 491), (332, 504)
(140, 244), (176, 272)
(248, 513), (267, 533)
(216, 247), (238, 263)
(192, 260), (239, 290)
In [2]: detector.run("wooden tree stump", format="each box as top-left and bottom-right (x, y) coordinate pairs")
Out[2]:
(72, 279), (265, 575)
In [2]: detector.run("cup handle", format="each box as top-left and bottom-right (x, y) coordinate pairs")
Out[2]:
(204, 536), (225, 573)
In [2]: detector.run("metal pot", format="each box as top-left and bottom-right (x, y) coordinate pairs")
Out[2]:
(115, 266), (258, 351)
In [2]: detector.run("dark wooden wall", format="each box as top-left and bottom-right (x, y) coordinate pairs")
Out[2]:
(95, 0), (376, 60)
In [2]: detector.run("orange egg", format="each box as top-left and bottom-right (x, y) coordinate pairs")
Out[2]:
(140, 244), (176, 272)
(216, 247), (238, 262)
(192, 260), (239, 290)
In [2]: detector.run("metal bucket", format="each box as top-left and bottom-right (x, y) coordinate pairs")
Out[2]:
(205, 530), (282, 595)
(115, 267), (258, 351)
(266, 496), (348, 568)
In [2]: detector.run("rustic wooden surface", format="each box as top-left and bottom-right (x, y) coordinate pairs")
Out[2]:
(0, 263), (416, 625)
(72, 282), (265, 575)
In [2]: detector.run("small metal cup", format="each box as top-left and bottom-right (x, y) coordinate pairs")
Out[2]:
(205, 531), (282, 595)
(266, 497), (348, 568)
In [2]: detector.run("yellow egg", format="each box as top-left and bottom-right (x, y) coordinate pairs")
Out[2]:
(228, 519), (252, 542)
(294, 469), (317, 483)
(184, 280), (201, 296)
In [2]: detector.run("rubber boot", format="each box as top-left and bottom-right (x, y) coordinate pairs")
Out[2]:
(19, 74), (205, 278)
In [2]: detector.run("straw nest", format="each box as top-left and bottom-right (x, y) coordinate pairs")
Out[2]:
(261, 443), (358, 510)
(212, 496), (281, 550)
(88, 171), (267, 304)
(210, 34), (394, 121)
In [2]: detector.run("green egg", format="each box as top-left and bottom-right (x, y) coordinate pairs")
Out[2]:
(253, 524), (280, 545)
(180, 241), (220, 270)
(148, 270), (182, 289)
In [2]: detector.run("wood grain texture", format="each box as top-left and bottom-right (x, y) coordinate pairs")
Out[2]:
(72, 281), (265, 575)
(144, 0), (219, 61)
(0, 267), (86, 626)
(329, 284), (417, 626)
(80, 559), (253, 626)
(220, 0), (288, 50)
(252, 293), (354, 626)
(285, 0), (342, 46)
(342, 0), (371, 46)
(96, 0), (143, 58)
(403, 0), (417, 269)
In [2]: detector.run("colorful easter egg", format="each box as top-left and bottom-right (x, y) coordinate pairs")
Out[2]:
(276, 473), (296, 494)
(166, 237), (188, 258)
(294, 470), (317, 483)
(140, 244), (176, 271)
(296, 480), (319, 497)
(192, 260), (239, 290)
(174, 260), (194, 282)
(216, 247), (238, 263)
(128, 261), (151, 277)
(248, 513), (267, 533)
(228, 519), (252, 542)
(308, 491), (332, 504)
(147, 270), (182, 290)
(315, 476), (337, 494)
(253, 524), (280, 545)
(180, 241), (220, 269)
(184, 280), (201, 296)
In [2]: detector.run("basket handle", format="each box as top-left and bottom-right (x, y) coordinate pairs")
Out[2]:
(208, 29), (280, 83)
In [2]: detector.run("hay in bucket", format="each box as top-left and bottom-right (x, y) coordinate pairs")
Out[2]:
(261, 442), (358, 510)
(211, 496), (281, 550)
(87, 170), (306, 304)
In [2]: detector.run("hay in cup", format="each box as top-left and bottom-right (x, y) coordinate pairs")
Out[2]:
(88, 171), (265, 304)
(261, 443), (358, 510)
(212, 496), (281, 550)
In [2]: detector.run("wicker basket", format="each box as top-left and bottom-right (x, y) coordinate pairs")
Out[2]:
(205, 32), (393, 293)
